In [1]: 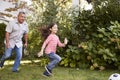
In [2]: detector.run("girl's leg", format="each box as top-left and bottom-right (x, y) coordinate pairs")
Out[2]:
(47, 52), (62, 70)
(43, 52), (61, 76)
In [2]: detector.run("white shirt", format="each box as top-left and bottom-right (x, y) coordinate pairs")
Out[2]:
(5, 19), (29, 48)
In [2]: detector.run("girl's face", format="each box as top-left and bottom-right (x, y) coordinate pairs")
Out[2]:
(50, 24), (58, 34)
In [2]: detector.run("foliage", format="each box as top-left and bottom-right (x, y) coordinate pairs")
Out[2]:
(58, 0), (120, 70)
(26, 0), (72, 65)
(26, 0), (120, 70)
(0, 23), (6, 55)
(65, 0), (120, 70)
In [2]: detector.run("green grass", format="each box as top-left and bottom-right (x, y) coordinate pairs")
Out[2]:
(0, 60), (119, 80)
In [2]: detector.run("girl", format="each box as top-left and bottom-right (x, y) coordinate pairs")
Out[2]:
(37, 23), (68, 77)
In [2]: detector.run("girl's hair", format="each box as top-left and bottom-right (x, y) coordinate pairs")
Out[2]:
(39, 22), (56, 39)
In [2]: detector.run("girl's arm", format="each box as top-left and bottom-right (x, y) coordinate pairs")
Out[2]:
(38, 35), (51, 57)
(58, 37), (68, 47)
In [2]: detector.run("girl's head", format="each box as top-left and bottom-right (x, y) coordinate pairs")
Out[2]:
(39, 22), (58, 39)
(49, 23), (58, 34)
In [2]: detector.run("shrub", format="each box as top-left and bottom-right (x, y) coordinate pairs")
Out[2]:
(0, 23), (6, 55)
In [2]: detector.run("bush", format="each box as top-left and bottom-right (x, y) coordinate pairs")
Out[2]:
(27, 0), (120, 70)
(0, 23), (6, 55)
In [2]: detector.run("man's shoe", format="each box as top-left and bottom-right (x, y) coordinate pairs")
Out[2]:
(12, 70), (19, 73)
(0, 61), (4, 68)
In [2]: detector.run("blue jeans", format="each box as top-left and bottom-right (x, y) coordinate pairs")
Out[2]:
(46, 52), (62, 70)
(0, 46), (22, 71)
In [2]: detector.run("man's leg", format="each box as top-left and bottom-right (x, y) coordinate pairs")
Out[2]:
(0, 47), (13, 68)
(12, 46), (22, 71)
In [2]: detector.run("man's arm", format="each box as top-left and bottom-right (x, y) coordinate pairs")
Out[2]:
(24, 33), (28, 48)
(5, 32), (10, 48)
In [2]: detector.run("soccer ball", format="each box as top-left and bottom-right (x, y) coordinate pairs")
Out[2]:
(108, 73), (120, 80)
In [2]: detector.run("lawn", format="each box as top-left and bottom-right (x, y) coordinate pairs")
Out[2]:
(0, 60), (119, 80)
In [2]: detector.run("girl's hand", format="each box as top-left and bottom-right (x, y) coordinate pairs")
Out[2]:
(64, 37), (68, 45)
(37, 51), (43, 57)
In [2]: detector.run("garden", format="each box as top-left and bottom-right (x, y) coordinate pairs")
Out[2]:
(0, 0), (120, 80)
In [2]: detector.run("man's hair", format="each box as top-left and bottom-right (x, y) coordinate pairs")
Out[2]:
(18, 11), (25, 15)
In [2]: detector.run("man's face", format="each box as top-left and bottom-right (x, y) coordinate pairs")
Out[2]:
(18, 13), (25, 23)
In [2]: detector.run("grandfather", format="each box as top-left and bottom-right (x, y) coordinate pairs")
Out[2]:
(0, 11), (29, 72)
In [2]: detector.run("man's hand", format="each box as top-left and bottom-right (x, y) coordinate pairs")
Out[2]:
(6, 42), (10, 48)
(24, 43), (28, 48)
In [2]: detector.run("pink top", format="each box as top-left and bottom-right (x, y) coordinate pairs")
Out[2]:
(42, 34), (65, 54)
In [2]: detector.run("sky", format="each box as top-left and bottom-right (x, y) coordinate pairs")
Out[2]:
(0, 0), (32, 22)
(0, 0), (92, 23)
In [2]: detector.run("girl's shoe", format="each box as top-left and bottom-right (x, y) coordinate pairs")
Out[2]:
(45, 66), (52, 75)
(43, 71), (51, 77)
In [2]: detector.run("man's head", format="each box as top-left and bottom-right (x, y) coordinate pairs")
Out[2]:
(18, 12), (26, 23)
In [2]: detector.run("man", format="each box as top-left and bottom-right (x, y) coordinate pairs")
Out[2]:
(0, 11), (29, 72)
